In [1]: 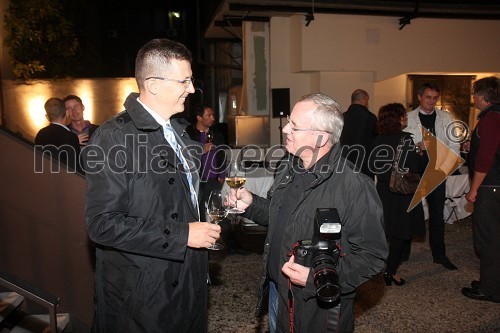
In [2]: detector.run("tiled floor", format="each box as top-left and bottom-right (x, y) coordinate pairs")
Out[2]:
(208, 217), (500, 332)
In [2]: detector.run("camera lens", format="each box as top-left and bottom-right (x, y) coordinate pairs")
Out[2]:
(315, 270), (341, 303)
(312, 256), (341, 303)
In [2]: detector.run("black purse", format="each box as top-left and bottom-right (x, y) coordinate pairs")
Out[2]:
(389, 137), (421, 194)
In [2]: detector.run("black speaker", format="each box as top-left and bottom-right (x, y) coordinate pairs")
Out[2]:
(272, 88), (290, 118)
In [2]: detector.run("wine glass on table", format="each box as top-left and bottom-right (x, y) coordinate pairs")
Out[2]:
(207, 190), (228, 250)
(226, 160), (246, 214)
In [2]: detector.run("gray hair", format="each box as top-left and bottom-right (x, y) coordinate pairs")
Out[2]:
(135, 38), (192, 90)
(473, 76), (500, 104)
(297, 92), (344, 145)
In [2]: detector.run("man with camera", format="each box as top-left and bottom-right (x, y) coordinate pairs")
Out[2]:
(227, 93), (388, 332)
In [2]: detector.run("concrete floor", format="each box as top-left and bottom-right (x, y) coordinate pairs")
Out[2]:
(208, 217), (500, 333)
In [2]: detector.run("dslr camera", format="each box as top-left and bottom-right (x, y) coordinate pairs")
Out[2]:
(292, 208), (342, 303)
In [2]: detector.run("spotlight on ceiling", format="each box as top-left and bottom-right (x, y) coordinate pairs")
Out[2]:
(305, 12), (314, 27)
(399, 16), (412, 30)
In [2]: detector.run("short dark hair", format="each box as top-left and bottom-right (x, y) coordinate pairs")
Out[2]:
(473, 76), (500, 104)
(418, 82), (440, 96)
(377, 103), (407, 135)
(63, 94), (83, 104)
(194, 104), (211, 118)
(351, 89), (369, 103)
(44, 98), (66, 121)
(135, 38), (192, 90)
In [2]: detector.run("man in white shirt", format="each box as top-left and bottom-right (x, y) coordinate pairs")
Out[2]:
(406, 82), (460, 270)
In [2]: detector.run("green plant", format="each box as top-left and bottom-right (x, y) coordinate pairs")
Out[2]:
(4, 0), (79, 80)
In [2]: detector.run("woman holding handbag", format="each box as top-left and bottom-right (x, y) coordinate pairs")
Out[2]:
(369, 103), (426, 286)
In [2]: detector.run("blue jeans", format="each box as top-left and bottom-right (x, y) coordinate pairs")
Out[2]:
(268, 281), (278, 333)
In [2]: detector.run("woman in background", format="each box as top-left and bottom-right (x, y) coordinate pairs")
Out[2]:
(369, 103), (426, 286)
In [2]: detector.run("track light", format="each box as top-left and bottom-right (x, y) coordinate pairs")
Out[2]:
(305, 12), (314, 27)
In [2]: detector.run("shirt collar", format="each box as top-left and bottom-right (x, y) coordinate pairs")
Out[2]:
(136, 97), (170, 128)
(418, 107), (436, 115)
(51, 122), (70, 131)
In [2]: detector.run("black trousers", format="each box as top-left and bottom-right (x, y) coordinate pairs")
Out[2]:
(426, 181), (446, 258)
(473, 186), (500, 299)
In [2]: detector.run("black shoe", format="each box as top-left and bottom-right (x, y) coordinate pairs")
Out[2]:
(471, 280), (481, 289)
(383, 272), (406, 286)
(433, 256), (458, 270)
(461, 287), (500, 303)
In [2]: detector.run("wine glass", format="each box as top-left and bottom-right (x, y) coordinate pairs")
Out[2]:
(206, 129), (214, 143)
(226, 160), (246, 214)
(207, 190), (228, 250)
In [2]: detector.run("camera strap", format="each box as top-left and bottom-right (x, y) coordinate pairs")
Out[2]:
(287, 279), (295, 333)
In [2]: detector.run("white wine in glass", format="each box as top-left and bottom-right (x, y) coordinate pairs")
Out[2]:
(206, 129), (214, 143)
(207, 190), (227, 250)
(226, 160), (246, 214)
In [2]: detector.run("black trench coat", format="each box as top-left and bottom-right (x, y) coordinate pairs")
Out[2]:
(84, 93), (207, 333)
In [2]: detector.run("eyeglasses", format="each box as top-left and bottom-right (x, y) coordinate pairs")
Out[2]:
(145, 76), (194, 86)
(286, 115), (332, 134)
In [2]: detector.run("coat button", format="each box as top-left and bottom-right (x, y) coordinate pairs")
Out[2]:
(171, 213), (178, 219)
(164, 229), (170, 236)
(169, 178), (175, 184)
(162, 242), (169, 249)
(172, 280), (179, 287)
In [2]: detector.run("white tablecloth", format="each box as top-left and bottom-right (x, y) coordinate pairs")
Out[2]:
(422, 174), (473, 223)
(222, 167), (274, 197)
(222, 167), (274, 231)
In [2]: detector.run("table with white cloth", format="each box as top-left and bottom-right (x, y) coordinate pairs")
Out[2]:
(222, 167), (275, 233)
(422, 173), (473, 223)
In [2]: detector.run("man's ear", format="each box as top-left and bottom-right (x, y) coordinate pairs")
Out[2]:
(316, 133), (330, 148)
(145, 79), (158, 95)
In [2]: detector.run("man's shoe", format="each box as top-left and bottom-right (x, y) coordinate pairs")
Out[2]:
(471, 280), (481, 289)
(433, 256), (458, 270)
(462, 287), (500, 303)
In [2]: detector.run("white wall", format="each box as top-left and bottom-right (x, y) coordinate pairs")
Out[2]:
(2, 78), (138, 141)
(268, 14), (500, 146)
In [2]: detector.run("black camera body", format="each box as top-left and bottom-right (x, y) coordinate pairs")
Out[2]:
(292, 208), (342, 303)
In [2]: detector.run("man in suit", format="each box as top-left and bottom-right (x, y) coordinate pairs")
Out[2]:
(339, 89), (377, 178)
(34, 97), (81, 172)
(406, 82), (460, 270)
(83, 38), (221, 332)
(63, 94), (99, 146)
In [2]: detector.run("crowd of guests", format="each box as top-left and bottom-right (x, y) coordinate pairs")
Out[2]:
(342, 80), (499, 307)
(32, 37), (499, 333)
(34, 95), (98, 173)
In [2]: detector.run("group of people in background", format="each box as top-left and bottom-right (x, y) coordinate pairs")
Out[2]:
(341, 79), (499, 307)
(34, 94), (98, 173)
(32, 37), (499, 332)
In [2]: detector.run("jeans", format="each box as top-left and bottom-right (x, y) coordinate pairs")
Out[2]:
(268, 281), (278, 333)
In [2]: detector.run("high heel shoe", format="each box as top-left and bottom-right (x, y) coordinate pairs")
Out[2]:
(383, 272), (406, 286)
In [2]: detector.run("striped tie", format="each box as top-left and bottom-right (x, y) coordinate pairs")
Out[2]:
(163, 125), (197, 207)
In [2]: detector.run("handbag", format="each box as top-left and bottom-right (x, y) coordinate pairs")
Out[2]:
(389, 137), (421, 194)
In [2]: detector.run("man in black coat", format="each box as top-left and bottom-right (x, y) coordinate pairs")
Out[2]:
(34, 97), (81, 172)
(83, 39), (221, 332)
(228, 93), (388, 333)
(339, 89), (377, 178)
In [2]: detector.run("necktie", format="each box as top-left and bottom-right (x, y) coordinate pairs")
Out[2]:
(163, 125), (197, 207)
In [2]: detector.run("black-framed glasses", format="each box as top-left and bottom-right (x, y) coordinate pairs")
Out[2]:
(286, 115), (332, 134)
(145, 76), (195, 86)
